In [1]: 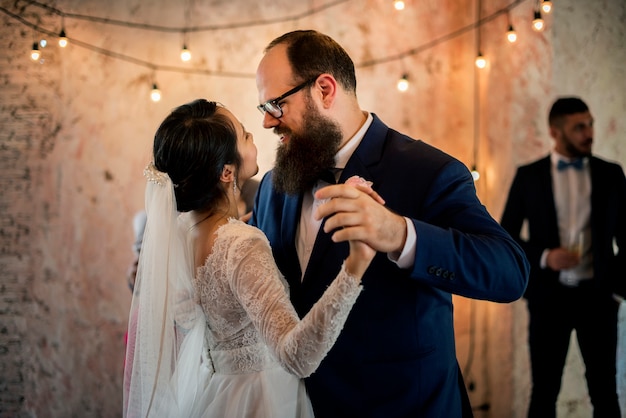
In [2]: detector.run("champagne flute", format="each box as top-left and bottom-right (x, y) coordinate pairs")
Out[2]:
(568, 231), (584, 260)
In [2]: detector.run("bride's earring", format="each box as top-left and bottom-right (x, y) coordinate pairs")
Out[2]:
(233, 177), (238, 195)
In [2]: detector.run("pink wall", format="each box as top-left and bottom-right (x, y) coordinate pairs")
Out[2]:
(1, 0), (624, 416)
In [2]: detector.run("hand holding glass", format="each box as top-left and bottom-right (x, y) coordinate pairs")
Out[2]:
(567, 231), (584, 261)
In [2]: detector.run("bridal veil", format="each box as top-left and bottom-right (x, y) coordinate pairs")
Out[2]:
(123, 163), (213, 417)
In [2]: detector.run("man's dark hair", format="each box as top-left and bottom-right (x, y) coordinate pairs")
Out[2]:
(549, 97), (589, 127)
(265, 30), (357, 94)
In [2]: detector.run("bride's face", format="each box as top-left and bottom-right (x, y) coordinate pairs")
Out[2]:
(223, 108), (259, 183)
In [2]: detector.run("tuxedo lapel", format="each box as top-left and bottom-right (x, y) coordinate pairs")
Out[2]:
(537, 157), (561, 246)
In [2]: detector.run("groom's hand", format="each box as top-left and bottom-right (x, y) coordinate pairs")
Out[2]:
(314, 184), (406, 254)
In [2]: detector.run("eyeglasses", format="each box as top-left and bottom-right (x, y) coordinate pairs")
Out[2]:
(257, 76), (319, 119)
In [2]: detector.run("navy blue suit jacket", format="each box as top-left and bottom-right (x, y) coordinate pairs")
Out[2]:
(500, 155), (626, 303)
(250, 114), (529, 417)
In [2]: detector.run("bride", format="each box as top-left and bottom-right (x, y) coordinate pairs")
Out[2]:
(123, 99), (383, 417)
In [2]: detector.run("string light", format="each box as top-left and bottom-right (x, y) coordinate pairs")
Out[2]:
(471, 165), (480, 181)
(180, 44), (191, 62)
(8, 0), (530, 79)
(58, 28), (68, 47)
(532, 10), (544, 31)
(30, 42), (40, 60)
(540, 0), (552, 14)
(9, 0), (538, 103)
(506, 24), (517, 43)
(506, 11), (517, 43)
(475, 52), (487, 69)
(396, 74), (409, 92)
(150, 83), (161, 102)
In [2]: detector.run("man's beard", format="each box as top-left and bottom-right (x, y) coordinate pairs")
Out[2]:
(272, 101), (342, 195)
(564, 134), (593, 158)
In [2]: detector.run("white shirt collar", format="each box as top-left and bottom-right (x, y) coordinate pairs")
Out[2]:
(335, 112), (373, 169)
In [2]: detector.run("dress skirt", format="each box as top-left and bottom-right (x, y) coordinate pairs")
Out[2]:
(198, 365), (315, 418)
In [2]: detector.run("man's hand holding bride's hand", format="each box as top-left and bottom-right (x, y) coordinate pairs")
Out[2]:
(314, 176), (397, 279)
(314, 176), (406, 258)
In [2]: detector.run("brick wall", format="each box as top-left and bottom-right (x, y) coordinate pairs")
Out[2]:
(1, 19), (56, 414)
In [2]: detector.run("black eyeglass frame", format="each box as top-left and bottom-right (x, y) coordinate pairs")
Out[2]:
(257, 76), (320, 118)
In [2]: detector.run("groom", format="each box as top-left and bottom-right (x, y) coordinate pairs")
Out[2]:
(250, 30), (529, 418)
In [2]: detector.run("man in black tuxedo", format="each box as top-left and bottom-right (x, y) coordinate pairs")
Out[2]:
(501, 97), (625, 418)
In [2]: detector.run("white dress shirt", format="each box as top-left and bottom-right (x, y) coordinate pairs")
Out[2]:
(544, 151), (593, 286)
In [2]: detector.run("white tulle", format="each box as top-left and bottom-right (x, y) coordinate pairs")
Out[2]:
(124, 165), (212, 418)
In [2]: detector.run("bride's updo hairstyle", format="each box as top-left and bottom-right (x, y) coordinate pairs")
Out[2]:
(152, 99), (242, 212)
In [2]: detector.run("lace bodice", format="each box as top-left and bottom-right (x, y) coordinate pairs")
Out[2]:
(193, 219), (362, 378)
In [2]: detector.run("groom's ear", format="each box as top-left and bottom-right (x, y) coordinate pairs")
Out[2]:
(220, 164), (235, 183)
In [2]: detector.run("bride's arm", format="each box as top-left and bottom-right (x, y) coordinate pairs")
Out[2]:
(229, 232), (363, 378)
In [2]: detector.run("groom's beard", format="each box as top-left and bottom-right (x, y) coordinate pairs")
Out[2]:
(272, 102), (342, 195)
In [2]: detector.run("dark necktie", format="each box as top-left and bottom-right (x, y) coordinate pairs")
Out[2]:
(557, 158), (584, 171)
(318, 168), (339, 184)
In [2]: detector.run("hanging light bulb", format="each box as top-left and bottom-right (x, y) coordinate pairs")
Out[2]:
(180, 44), (191, 62)
(541, 0), (552, 14)
(475, 52), (487, 69)
(150, 84), (162, 102)
(471, 165), (480, 181)
(397, 74), (409, 92)
(532, 10), (545, 31)
(393, 0), (405, 11)
(30, 42), (41, 61)
(506, 24), (518, 43)
(58, 29), (68, 48)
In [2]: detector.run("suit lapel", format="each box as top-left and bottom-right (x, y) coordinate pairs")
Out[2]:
(281, 193), (303, 285)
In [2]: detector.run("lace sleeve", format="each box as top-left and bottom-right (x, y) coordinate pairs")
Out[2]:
(228, 229), (362, 378)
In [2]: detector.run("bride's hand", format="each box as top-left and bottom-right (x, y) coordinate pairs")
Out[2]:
(345, 240), (376, 280)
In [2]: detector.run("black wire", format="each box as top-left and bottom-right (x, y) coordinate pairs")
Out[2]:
(22, 0), (351, 32)
(0, 5), (255, 78)
(3, 0), (531, 78)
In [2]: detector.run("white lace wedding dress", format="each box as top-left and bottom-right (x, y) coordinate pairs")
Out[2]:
(190, 218), (362, 417)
